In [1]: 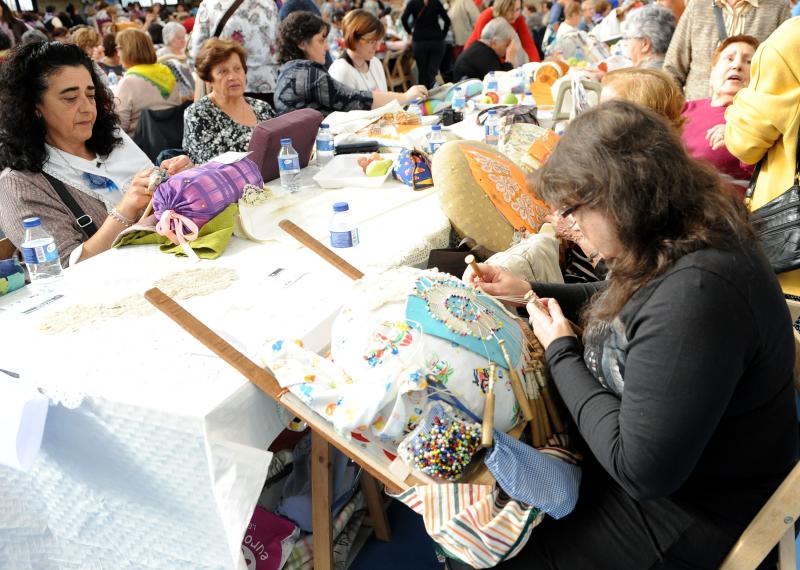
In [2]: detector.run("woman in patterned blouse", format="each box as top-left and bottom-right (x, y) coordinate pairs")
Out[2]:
(274, 11), (427, 116)
(182, 39), (275, 165)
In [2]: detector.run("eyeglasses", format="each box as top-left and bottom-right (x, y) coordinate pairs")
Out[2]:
(554, 204), (582, 228)
(359, 38), (379, 45)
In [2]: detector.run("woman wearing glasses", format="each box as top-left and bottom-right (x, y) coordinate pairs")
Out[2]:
(275, 12), (426, 115)
(329, 9), (390, 92)
(460, 101), (798, 568)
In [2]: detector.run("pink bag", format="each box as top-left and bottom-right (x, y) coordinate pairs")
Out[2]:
(241, 507), (299, 570)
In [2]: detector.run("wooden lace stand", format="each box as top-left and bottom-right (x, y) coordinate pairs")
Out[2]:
(144, 218), (560, 568)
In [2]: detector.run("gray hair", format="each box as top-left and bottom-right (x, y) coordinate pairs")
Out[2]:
(480, 17), (515, 42)
(623, 5), (676, 56)
(162, 21), (186, 46)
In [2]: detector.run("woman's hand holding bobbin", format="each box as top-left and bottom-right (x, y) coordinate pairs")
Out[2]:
(527, 297), (576, 350)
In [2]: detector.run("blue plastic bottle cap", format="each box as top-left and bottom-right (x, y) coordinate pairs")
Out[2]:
(432, 125), (442, 131)
(280, 138), (292, 145)
(22, 217), (41, 228)
(488, 109), (497, 115)
(333, 202), (349, 212)
(320, 123), (329, 129)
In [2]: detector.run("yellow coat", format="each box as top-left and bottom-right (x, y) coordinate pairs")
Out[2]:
(725, 17), (800, 296)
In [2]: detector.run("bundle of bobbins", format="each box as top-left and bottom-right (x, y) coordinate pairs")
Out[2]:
(466, 255), (566, 449)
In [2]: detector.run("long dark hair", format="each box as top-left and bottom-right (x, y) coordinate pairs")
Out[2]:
(0, 0), (15, 24)
(533, 100), (754, 321)
(277, 11), (329, 65)
(0, 41), (122, 173)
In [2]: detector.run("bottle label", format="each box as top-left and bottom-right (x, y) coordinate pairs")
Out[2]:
(317, 139), (334, 153)
(330, 228), (359, 248)
(484, 124), (499, 145)
(22, 242), (59, 264)
(278, 156), (300, 172)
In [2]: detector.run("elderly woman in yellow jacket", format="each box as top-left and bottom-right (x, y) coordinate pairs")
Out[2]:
(725, 17), (800, 297)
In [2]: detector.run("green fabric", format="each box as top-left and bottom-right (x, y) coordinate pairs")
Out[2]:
(114, 204), (238, 259)
(126, 63), (177, 98)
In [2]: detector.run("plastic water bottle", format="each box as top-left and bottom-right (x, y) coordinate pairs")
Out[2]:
(316, 123), (335, 167)
(485, 70), (498, 94)
(107, 71), (118, 86)
(484, 109), (499, 146)
(451, 86), (465, 123)
(278, 138), (301, 194)
(427, 124), (446, 155)
(21, 217), (63, 293)
(452, 87), (466, 112)
(407, 98), (423, 124)
(522, 90), (536, 105)
(329, 202), (359, 248)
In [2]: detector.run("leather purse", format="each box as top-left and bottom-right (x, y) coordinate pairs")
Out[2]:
(746, 124), (800, 274)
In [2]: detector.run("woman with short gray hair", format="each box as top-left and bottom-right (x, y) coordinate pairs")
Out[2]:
(157, 21), (194, 101)
(621, 4), (676, 70)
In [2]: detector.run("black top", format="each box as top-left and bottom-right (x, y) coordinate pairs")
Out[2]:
(401, 0), (451, 42)
(534, 245), (798, 532)
(452, 40), (513, 82)
(275, 60), (373, 116)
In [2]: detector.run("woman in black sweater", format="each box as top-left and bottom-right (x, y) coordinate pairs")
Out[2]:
(401, 0), (451, 88)
(464, 100), (799, 568)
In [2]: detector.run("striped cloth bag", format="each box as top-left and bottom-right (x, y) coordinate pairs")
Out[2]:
(393, 483), (544, 568)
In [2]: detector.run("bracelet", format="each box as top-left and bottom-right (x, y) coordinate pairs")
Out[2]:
(108, 208), (135, 227)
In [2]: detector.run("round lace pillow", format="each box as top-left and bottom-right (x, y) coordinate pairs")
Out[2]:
(432, 141), (548, 252)
(330, 267), (540, 442)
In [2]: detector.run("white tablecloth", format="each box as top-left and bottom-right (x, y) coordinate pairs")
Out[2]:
(0, 177), (451, 569)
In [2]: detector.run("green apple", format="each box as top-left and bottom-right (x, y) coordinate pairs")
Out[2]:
(365, 159), (393, 177)
(479, 95), (493, 104)
(502, 93), (518, 105)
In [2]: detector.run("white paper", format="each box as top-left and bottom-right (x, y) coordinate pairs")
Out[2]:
(0, 379), (48, 471)
(210, 151), (252, 165)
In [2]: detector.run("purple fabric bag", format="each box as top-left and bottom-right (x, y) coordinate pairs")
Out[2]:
(152, 157), (263, 229)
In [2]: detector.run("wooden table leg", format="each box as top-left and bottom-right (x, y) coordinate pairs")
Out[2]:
(360, 472), (392, 542)
(311, 430), (334, 570)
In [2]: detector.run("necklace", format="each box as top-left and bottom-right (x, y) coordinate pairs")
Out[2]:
(52, 144), (104, 171)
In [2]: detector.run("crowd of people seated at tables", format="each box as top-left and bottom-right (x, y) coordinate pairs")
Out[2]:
(0, 0), (800, 567)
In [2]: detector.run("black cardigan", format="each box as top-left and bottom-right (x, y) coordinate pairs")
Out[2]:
(533, 245), (798, 532)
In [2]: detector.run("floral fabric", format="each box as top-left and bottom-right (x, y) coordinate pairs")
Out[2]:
(189, 0), (281, 93)
(183, 95), (275, 165)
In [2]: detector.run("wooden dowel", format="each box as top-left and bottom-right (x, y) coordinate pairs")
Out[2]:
(499, 340), (534, 421)
(278, 219), (364, 281)
(144, 287), (284, 400)
(465, 254), (483, 279)
(481, 365), (496, 448)
(541, 383), (565, 434)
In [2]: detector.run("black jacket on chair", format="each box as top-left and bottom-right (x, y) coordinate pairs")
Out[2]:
(133, 102), (192, 163)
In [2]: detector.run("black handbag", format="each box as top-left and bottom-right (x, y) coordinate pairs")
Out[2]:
(746, 124), (800, 274)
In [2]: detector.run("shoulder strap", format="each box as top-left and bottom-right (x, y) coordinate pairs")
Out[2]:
(41, 172), (98, 239)
(713, 3), (727, 42)
(745, 122), (800, 206)
(213, 0), (247, 37)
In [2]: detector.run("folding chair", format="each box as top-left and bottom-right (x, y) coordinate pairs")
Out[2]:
(0, 237), (16, 260)
(721, 297), (800, 569)
(720, 461), (800, 569)
(383, 49), (411, 93)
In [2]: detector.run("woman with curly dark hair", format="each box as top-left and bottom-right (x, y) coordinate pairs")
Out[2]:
(0, 41), (191, 265)
(274, 11), (426, 115)
(458, 101), (798, 568)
